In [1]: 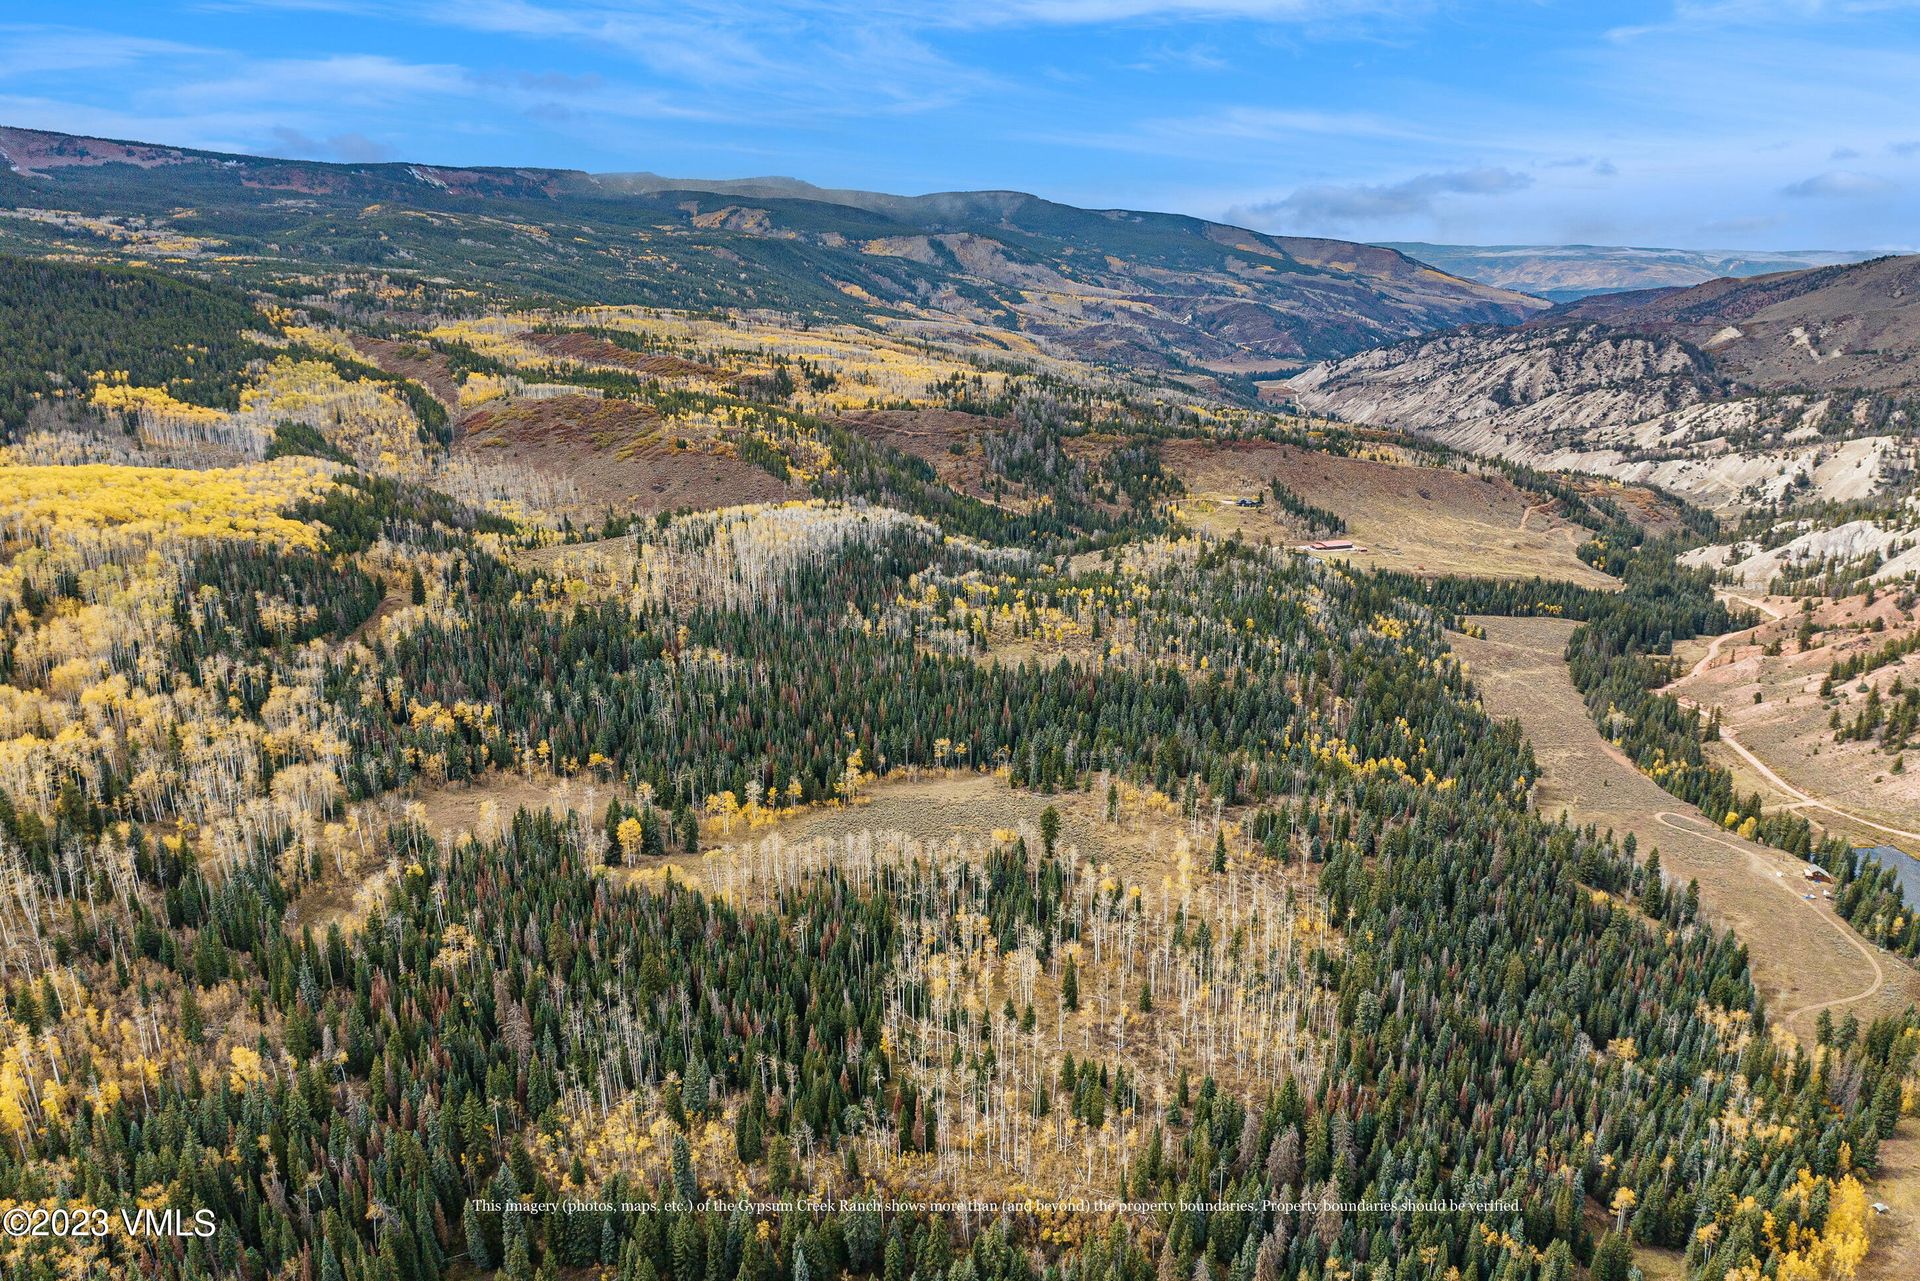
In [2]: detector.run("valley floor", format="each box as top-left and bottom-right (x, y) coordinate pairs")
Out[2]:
(1454, 615), (1920, 1037)
(1452, 614), (1920, 1277)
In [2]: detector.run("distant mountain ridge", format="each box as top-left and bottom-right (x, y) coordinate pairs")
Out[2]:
(1288, 254), (1920, 508)
(0, 125), (1544, 378)
(1379, 241), (1880, 302)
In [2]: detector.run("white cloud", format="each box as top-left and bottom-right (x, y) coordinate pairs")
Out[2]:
(157, 54), (472, 113)
(267, 126), (397, 162)
(1248, 166), (1533, 228)
(408, 0), (1423, 36)
(0, 25), (206, 76)
(1781, 169), (1898, 197)
(937, 0), (1418, 23)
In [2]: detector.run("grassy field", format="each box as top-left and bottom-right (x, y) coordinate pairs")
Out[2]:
(1453, 614), (1920, 1040)
(1159, 439), (1617, 586)
(354, 766), (1235, 896)
(743, 770), (1232, 887)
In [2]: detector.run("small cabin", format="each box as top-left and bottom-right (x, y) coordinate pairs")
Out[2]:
(1803, 866), (1834, 885)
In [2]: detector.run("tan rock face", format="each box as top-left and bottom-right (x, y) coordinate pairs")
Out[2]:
(1288, 255), (1920, 510)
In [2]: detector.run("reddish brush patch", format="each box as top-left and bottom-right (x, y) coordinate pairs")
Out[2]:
(349, 337), (462, 408)
(0, 126), (188, 173)
(1572, 479), (1688, 534)
(462, 394), (659, 447)
(460, 394), (801, 514)
(525, 331), (724, 379)
(839, 408), (1008, 502)
(840, 408), (989, 456)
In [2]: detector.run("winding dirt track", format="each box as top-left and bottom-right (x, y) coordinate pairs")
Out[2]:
(1673, 589), (1920, 844)
(1654, 810), (1889, 1022)
(1683, 592), (1782, 680)
(1685, 622), (1746, 680)
(1729, 592), (1789, 620)
(1714, 721), (1920, 845)
(1452, 615), (1920, 1039)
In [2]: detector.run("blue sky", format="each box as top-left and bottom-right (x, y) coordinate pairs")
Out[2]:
(2, 1), (1917, 250)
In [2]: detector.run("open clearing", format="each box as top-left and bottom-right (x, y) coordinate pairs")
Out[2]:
(354, 767), (1243, 896)
(291, 771), (625, 929)
(1667, 588), (1920, 844)
(1159, 439), (1616, 586)
(456, 394), (801, 516)
(750, 771), (1055, 846)
(1452, 614), (1920, 1039)
(734, 771), (1242, 889)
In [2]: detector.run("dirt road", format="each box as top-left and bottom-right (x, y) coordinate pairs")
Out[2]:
(1667, 587), (1920, 845)
(1452, 615), (1920, 1039)
(1653, 809), (1888, 1022)
(1711, 717), (1920, 845)
(1682, 591), (1783, 680)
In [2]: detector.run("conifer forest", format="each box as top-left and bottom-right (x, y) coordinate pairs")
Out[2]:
(3, 113), (1920, 1281)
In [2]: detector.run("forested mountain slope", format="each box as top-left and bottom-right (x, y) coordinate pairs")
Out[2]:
(0, 125), (1541, 379)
